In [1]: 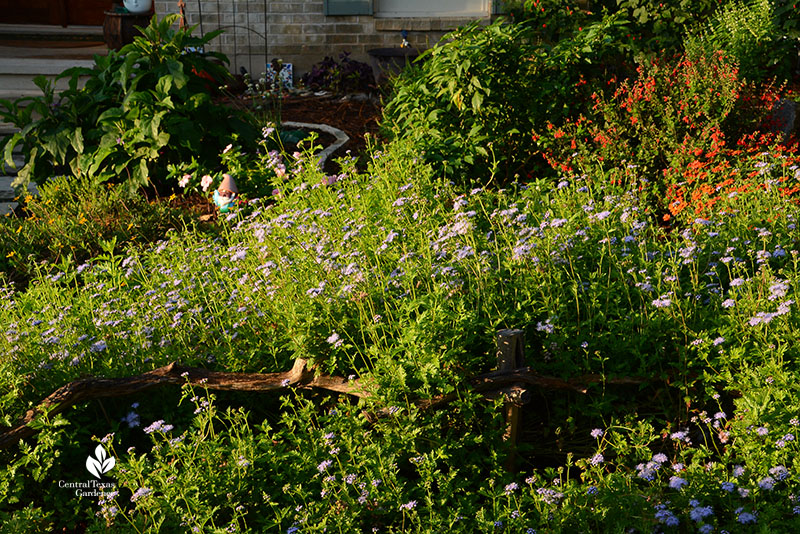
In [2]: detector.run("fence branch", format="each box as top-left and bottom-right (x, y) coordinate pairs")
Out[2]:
(0, 359), (369, 449)
(0, 360), (646, 450)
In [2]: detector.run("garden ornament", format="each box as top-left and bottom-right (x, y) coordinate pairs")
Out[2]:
(213, 173), (238, 213)
(123, 0), (152, 14)
(400, 30), (410, 49)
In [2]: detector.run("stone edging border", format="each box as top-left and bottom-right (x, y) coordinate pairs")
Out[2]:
(282, 121), (350, 169)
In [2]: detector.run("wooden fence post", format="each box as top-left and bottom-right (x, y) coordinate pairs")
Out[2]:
(496, 329), (527, 471)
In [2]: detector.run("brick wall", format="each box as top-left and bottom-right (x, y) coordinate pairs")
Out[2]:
(153, 1), (489, 84)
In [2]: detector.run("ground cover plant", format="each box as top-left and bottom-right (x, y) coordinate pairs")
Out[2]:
(3, 135), (800, 530)
(0, 175), (192, 287)
(3, 6), (800, 534)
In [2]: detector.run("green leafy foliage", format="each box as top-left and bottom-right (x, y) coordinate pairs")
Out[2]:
(0, 14), (258, 194)
(610, 0), (719, 52)
(381, 17), (630, 185)
(504, 0), (800, 72)
(0, 174), (189, 286)
(382, 21), (538, 183)
(685, 0), (794, 83)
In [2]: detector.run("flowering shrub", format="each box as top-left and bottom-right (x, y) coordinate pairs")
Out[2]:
(0, 174), (187, 285)
(661, 132), (800, 222)
(539, 51), (742, 182)
(538, 49), (797, 222)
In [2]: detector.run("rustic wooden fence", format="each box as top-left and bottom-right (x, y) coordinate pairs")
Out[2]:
(0, 328), (647, 460)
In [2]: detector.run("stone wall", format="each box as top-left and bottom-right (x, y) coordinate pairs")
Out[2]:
(153, 1), (489, 82)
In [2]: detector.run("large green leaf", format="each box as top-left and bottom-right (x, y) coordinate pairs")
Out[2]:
(71, 127), (84, 154)
(97, 108), (125, 123)
(155, 75), (173, 97)
(43, 130), (72, 163)
(166, 60), (188, 90)
(3, 132), (22, 169)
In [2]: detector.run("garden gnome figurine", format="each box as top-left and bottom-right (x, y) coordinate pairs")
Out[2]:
(214, 173), (238, 213)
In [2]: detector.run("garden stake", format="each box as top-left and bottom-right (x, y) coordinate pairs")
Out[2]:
(177, 1), (186, 28)
(496, 329), (528, 471)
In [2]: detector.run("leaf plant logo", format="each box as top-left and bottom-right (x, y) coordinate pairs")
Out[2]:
(86, 444), (115, 479)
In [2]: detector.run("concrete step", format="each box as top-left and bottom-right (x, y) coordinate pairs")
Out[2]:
(1, 154), (24, 176)
(0, 175), (16, 199)
(0, 121), (19, 135)
(0, 24), (103, 39)
(0, 201), (17, 216)
(0, 175), (37, 198)
(0, 57), (98, 100)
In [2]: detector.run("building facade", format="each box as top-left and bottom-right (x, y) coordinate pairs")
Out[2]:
(153, 0), (500, 81)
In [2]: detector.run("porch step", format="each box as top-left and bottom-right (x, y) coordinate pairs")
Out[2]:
(0, 24), (104, 42)
(0, 174), (19, 216)
(0, 29), (103, 215)
(0, 57), (98, 100)
(2, 155), (25, 177)
(0, 123), (36, 213)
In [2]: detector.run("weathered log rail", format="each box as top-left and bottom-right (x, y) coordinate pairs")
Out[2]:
(0, 330), (648, 450)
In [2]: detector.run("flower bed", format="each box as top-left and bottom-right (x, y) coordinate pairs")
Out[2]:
(2, 8), (800, 533)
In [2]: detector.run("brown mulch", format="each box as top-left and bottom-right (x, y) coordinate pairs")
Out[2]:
(279, 94), (383, 161)
(218, 91), (383, 172)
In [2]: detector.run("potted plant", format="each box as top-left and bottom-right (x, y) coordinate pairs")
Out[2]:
(103, 1), (155, 51)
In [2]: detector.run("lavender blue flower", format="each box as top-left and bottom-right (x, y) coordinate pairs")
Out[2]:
(669, 476), (687, 490)
(326, 332), (344, 348)
(758, 476), (775, 490)
(143, 420), (173, 434)
(769, 465), (789, 481)
(400, 500), (417, 510)
(130, 487), (152, 502)
(654, 504), (679, 527)
(736, 509), (757, 524)
(690, 505), (713, 522)
(652, 297), (672, 308)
